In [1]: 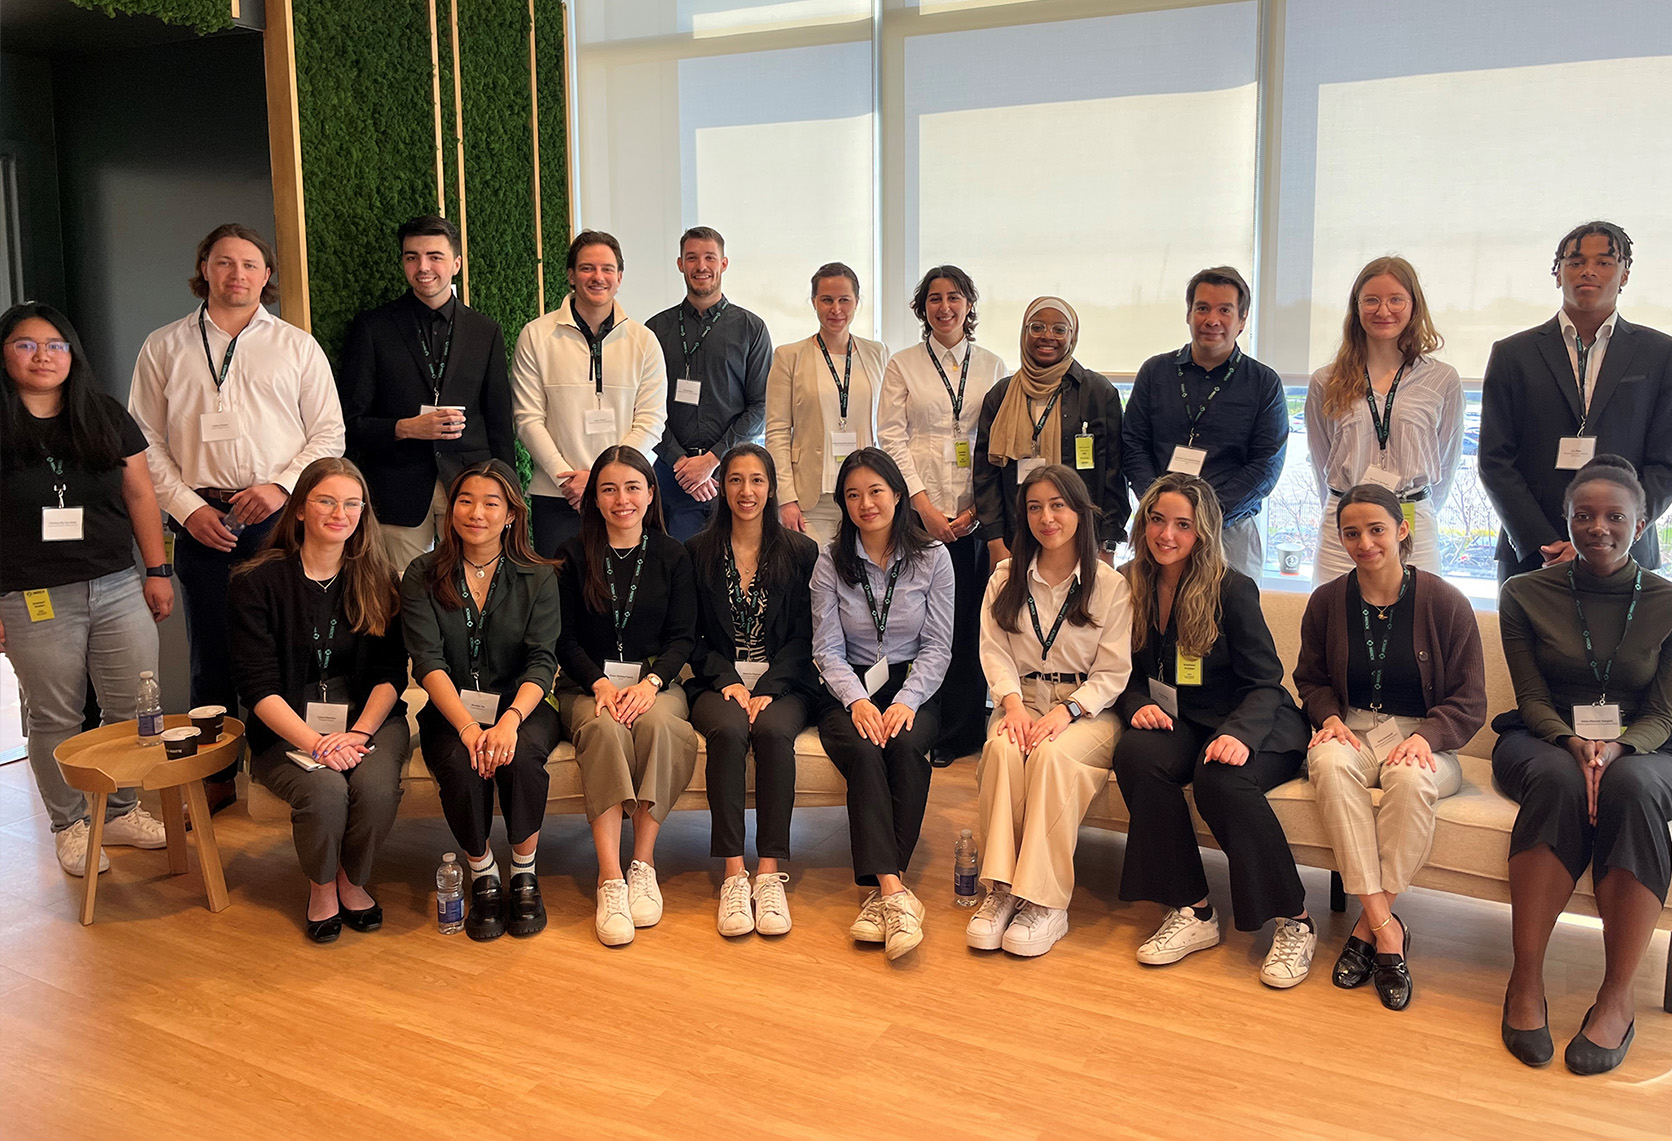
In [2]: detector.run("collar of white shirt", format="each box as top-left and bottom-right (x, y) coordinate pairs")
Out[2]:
(1556, 306), (1620, 345)
(927, 337), (967, 368)
(199, 302), (278, 339)
(1026, 556), (1080, 592)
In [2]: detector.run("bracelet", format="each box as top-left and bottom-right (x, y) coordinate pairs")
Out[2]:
(1369, 915), (1395, 933)
(347, 728), (371, 739)
(503, 707), (525, 728)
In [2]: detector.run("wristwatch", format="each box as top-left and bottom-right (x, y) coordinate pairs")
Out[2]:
(145, 564), (174, 578)
(645, 673), (665, 691)
(1064, 699), (1086, 721)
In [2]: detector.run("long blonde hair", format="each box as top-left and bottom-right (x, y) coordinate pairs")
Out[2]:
(1319, 256), (1443, 422)
(1124, 473), (1225, 659)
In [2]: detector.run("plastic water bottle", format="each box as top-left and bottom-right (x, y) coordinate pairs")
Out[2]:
(136, 670), (163, 746)
(221, 508), (246, 537)
(436, 853), (465, 934)
(954, 828), (979, 907)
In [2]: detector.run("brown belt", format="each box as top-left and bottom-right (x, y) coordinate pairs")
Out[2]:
(195, 486), (247, 502)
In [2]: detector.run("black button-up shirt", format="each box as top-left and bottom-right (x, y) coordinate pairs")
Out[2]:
(644, 296), (772, 464)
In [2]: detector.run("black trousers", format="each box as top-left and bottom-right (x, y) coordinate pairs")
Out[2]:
(531, 494), (582, 559)
(1112, 721), (1305, 931)
(932, 528), (990, 757)
(419, 701), (558, 855)
(817, 665), (941, 886)
(691, 688), (809, 860)
(1493, 729), (1672, 902)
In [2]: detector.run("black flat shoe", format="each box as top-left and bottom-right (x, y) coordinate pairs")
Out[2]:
(339, 900), (383, 932)
(1564, 1005), (1636, 1075)
(930, 749), (956, 768)
(506, 872), (547, 937)
(306, 910), (342, 944)
(1501, 995), (1553, 1067)
(465, 874), (506, 941)
(1332, 933), (1376, 989)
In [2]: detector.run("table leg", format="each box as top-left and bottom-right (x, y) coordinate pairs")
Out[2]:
(160, 787), (188, 875)
(182, 780), (230, 913)
(80, 791), (107, 926)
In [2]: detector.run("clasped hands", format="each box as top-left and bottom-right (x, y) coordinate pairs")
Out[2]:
(593, 676), (660, 728)
(1565, 735), (1627, 825)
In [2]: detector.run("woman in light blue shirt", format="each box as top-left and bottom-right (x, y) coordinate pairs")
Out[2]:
(811, 447), (954, 961)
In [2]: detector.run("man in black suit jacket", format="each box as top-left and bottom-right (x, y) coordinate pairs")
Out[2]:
(1480, 220), (1672, 581)
(338, 215), (515, 571)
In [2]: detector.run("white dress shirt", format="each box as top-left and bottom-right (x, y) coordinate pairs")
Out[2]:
(979, 556), (1133, 717)
(1303, 354), (1465, 508)
(510, 296), (668, 498)
(128, 304), (344, 525)
(1556, 306), (1620, 413)
(877, 337), (1007, 517)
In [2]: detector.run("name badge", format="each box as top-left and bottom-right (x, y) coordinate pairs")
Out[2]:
(162, 531), (176, 564)
(862, 657), (890, 697)
(1572, 703), (1622, 741)
(674, 378), (702, 406)
(734, 660), (769, 692)
(584, 407), (618, 435)
(604, 659), (643, 688)
(304, 701), (351, 734)
(286, 751), (328, 771)
(41, 506), (85, 542)
(1167, 445), (1207, 476)
(421, 404), (467, 423)
(1556, 436), (1596, 470)
(23, 588), (54, 622)
(460, 688), (501, 726)
(1401, 500), (1417, 535)
(1365, 715), (1404, 761)
(1016, 457), (1045, 484)
(1147, 677), (1179, 719)
(830, 430), (858, 467)
(1075, 434), (1095, 470)
(1175, 650), (1203, 686)
(199, 410), (238, 441)
(1361, 463), (1401, 491)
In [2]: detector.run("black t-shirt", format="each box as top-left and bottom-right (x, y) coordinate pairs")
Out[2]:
(1345, 572), (1426, 718)
(0, 396), (149, 592)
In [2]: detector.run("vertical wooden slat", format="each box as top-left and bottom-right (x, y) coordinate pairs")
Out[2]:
(429, 0), (446, 214)
(528, 0), (544, 315)
(262, 0), (310, 330)
(450, 0), (470, 305)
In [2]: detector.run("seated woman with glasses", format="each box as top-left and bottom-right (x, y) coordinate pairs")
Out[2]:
(230, 457), (410, 943)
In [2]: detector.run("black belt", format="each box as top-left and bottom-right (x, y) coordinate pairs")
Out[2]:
(1328, 485), (1430, 503)
(1023, 671), (1085, 684)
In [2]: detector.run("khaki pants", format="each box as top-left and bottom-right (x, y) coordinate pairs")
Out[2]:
(797, 496), (845, 549)
(1307, 706), (1461, 896)
(381, 479), (449, 576)
(975, 681), (1119, 910)
(559, 687), (698, 824)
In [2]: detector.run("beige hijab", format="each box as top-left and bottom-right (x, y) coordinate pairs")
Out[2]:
(987, 297), (1079, 465)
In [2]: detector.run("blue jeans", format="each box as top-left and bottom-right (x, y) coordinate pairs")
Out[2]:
(654, 458), (716, 542)
(0, 568), (158, 832)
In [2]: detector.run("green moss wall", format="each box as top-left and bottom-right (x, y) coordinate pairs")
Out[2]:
(67, 0), (232, 34)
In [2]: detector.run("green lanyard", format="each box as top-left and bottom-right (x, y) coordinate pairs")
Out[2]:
(1364, 363), (1408, 451)
(1357, 567), (1410, 715)
(1175, 347), (1241, 447)
(197, 303), (239, 401)
(1026, 575), (1081, 663)
(312, 614), (339, 701)
(677, 299), (729, 377)
(415, 310), (455, 400)
(1026, 387), (1063, 452)
(927, 341), (971, 423)
(45, 455), (66, 508)
(459, 564), (502, 690)
(725, 545), (766, 656)
(857, 556), (904, 645)
(1569, 563), (1641, 703)
(816, 334), (854, 424)
(604, 534), (649, 659)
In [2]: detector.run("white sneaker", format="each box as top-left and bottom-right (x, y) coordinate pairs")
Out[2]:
(101, 806), (168, 849)
(1002, 902), (1069, 957)
(717, 872), (755, 936)
(965, 884), (1020, 950)
(882, 891), (924, 960)
(849, 889), (886, 942)
(752, 872), (791, 936)
(627, 860), (663, 927)
(1260, 917), (1318, 989)
(1137, 905), (1221, 965)
(595, 878), (635, 946)
(55, 821), (110, 877)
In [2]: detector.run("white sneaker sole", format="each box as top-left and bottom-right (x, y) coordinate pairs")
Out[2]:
(966, 921), (1007, 951)
(1004, 922), (1067, 957)
(850, 922), (884, 943)
(885, 928), (923, 960)
(1136, 929), (1220, 965)
(756, 916), (791, 936)
(630, 905), (662, 928)
(1260, 968), (1311, 989)
(717, 914), (755, 937)
(596, 923), (635, 947)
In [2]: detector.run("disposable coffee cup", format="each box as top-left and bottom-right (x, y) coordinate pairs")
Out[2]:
(162, 726), (201, 758)
(189, 705), (226, 740)
(1277, 542), (1304, 576)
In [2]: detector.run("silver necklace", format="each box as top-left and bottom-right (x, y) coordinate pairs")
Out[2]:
(463, 552), (501, 580)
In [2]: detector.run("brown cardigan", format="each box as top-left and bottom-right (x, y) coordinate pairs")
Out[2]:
(1293, 568), (1487, 753)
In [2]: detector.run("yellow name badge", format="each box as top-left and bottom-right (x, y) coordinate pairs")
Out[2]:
(23, 589), (55, 622)
(1401, 500), (1416, 534)
(1075, 434), (1095, 470)
(954, 439), (971, 469)
(1176, 649), (1203, 686)
(162, 530), (176, 564)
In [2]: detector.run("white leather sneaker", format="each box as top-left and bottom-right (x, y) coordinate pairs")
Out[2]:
(595, 878), (635, 946)
(627, 859), (663, 927)
(1001, 902), (1069, 957)
(849, 889), (885, 943)
(752, 871), (791, 936)
(1260, 917), (1317, 989)
(100, 806), (168, 849)
(717, 872), (755, 936)
(882, 891), (924, 960)
(1136, 905), (1221, 965)
(965, 883), (1020, 950)
(54, 820), (110, 877)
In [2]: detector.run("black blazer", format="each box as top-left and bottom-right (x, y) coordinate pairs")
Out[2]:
(338, 293), (515, 527)
(1479, 315), (1672, 574)
(1114, 569), (1307, 755)
(683, 530), (820, 701)
(973, 360), (1128, 548)
(555, 532), (698, 689)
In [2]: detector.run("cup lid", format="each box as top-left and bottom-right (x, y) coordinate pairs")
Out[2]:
(161, 726), (201, 740)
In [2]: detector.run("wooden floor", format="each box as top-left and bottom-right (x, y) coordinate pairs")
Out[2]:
(0, 757), (1668, 1140)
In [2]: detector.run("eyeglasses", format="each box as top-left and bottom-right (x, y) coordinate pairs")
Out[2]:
(308, 496), (365, 514)
(1026, 323), (1071, 337)
(3, 338), (72, 356)
(1357, 295), (1411, 313)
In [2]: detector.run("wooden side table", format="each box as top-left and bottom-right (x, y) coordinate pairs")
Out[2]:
(53, 715), (245, 925)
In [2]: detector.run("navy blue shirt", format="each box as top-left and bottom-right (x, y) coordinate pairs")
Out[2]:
(645, 297), (772, 465)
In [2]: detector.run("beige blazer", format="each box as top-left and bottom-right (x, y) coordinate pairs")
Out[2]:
(764, 333), (888, 508)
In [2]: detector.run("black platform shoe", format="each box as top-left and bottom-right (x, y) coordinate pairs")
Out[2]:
(465, 874), (507, 941)
(507, 872), (548, 937)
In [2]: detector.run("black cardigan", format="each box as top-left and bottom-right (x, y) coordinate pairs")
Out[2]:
(683, 529), (820, 700)
(228, 554), (409, 753)
(1114, 568), (1308, 754)
(556, 531), (697, 688)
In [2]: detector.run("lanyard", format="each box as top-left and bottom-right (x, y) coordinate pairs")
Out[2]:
(1357, 567), (1410, 715)
(725, 544), (765, 651)
(604, 534), (649, 658)
(1027, 575), (1081, 663)
(45, 455), (66, 508)
(415, 310), (455, 400)
(1026, 387), (1064, 449)
(1569, 563), (1641, 703)
(1573, 333), (1595, 428)
(678, 299), (729, 375)
(815, 334), (853, 424)
(459, 563), (502, 689)
(576, 311), (611, 407)
(1364, 363), (1408, 451)
(198, 303), (239, 402)
(1174, 347), (1241, 447)
(857, 556), (904, 645)
(927, 341), (972, 424)
(312, 615), (340, 701)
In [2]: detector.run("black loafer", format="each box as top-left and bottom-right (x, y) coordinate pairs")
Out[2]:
(306, 910), (342, 944)
(1371, 916), (1413, 1011)
(506, 872), (548, 937)
(340, 900), (383, 932)
(465, 874), (506, 941)
(1501, 995), (1554, 1067)
(1332, 933), (1377, 989)
(930, 749), (956, 768)
(1564, 1005), (1636, 1075)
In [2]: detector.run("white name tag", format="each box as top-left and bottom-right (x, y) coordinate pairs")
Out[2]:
(734, 660), (769, 692)
(862, 657), (890, 697)
(1147, 677), (1179, 719)
(830, 430), (858, 466)
(1556, 436), (1596, 470)
(1572, 703), (1622, 741)
(199, 410), (238, 441)
(584, 407), (618, 435)
(1167, 445), (1207, 476)
(1366, 715), (1404, 760)
(420, 404), (467, 422)
(41, 506), (85, 542)
(1361, 463), (1402, 492)
(304, 701), (351, 734)
(604, 659), (643, 688)
(460, 689), (501, 726)
(1016, 457), (1045, 484)
(674, 378), (702, 406)
(286, 750), (328, 771)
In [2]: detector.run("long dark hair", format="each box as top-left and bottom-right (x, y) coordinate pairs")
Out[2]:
(690, 443), (798, 593)
(427, 460), (551, 611)
(830, 447), (933, 587)
(577, 445), (665, 612)
(991, 465), (1101, 634)
(1, 302), (126, 472)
